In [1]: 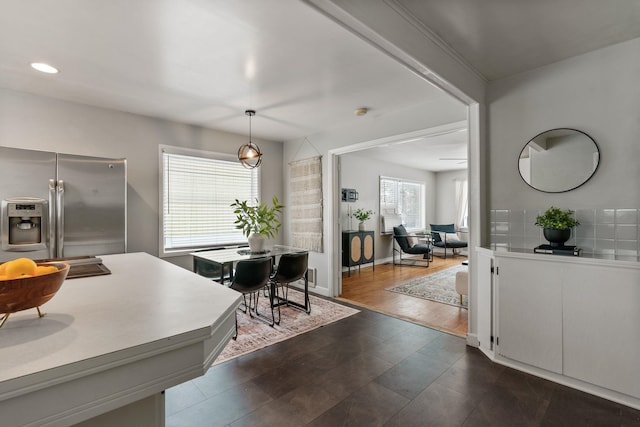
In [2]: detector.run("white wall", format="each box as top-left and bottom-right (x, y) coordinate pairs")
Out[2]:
(340, 152), (436, 261)
(282, 103), (466, 295)
(488, 37), (640, 210)
(0, 88), (284, 269)
(435, 169), (467, 225)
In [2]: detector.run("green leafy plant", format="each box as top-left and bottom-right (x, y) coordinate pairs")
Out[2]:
(230, 196), (284, 238)
(535, 206), (579, 230)
(351, 208), (374, 222)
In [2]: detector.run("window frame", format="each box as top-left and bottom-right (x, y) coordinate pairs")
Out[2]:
(379, 175), (426, 233)
(158, 144), (260, 257)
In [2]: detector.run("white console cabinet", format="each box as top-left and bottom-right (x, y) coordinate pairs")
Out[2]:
(562, 263), (640, 398)
(496, 256), (563, 374)
(477, 248), (640, 409)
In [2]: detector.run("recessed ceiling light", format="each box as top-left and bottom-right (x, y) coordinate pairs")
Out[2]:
(354, 107), (368, 116)
(30, 63), (59, 74)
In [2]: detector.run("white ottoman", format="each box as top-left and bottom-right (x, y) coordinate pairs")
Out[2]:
(455, 270), (468, 305)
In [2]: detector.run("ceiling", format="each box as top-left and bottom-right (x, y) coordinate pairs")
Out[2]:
(0, 0), (461, 144)
(1, 0), (639, 171)
(396, 0), (640, 81)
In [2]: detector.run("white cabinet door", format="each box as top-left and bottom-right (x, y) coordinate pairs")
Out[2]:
(563, 264), (640, 398)
(476, 248), (494, 355)
(496, 256), (564, 374)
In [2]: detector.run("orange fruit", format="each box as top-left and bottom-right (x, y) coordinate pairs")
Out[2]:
(35, 265), (58, 276)
(5, 258), (38, 279)
(0, 274), (8, 281)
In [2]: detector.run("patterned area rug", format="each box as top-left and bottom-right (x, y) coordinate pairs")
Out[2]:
(386, 264), (468, 308)
(215, 288), (358, 365)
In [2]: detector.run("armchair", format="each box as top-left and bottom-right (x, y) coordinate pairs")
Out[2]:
(392, 225), (432, 267)
(430, 224), (468, 259)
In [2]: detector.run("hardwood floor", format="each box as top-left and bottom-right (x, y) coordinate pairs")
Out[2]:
(338, 255), (468, 337)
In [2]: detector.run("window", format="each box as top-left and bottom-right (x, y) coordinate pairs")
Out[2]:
(455, 179), (469, 230)
(160, 145), (259, 256)
(379, 176), (425, 230)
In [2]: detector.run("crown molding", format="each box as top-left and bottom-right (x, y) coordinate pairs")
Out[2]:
(383, 0), (487, 84)
(302, 0), (485, 104)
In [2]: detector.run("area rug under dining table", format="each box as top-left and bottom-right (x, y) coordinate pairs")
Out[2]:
(215, 288), (359, 365)
(386, 264), (468, 308)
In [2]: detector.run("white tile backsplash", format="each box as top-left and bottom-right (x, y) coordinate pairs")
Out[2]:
(596, 224), (615, 239)
(596, 209), (615, 224)
(615, 209), (638, 225)
(575, 209), (596, 225)
(494, 210), (509, 222)
(576, 224), (595, 239)
(615, 224), (637, 240)
(489, 208), (639, 257)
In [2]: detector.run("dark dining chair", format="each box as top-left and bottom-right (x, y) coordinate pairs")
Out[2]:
(228, 257), (274, 339)
(269, 251), (310, 324)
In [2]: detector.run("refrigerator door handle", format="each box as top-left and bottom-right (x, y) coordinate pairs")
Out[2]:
(48, 179), (56, 258)
(56, 180), (64, 258)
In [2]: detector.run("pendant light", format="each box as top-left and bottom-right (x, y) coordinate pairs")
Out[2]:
(238, 109), (262, 168)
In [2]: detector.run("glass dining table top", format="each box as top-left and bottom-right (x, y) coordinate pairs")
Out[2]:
(191, 245), (306, 264)
(191, 245), (307, 284)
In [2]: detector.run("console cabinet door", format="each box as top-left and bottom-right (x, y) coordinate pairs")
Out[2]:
(361, 232), (374, 263)
(563, 264), (640, 398)
(497, 256), (564, 374)
(476, 248), (494, 355)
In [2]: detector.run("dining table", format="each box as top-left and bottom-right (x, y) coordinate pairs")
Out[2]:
(191, 245), (306, 284)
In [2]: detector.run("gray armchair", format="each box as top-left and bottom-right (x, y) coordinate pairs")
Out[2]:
(430, 223), (467, 259)
(392, 225), (432, 267)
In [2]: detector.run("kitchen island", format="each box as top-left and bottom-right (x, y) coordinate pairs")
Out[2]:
(0, 252), (241, 427)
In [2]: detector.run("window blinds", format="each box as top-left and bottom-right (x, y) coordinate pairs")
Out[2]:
(162, 150), (258, 252)
(379, 176), (425, 230)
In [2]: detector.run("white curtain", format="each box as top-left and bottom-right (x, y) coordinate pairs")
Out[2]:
(454, 179), (469, 230)
(289, 156), (323, 252)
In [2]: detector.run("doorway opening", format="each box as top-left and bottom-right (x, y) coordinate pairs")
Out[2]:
(332, 121), (471, 336)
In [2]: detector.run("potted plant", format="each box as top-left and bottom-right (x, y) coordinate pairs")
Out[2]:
(352, 208), (374, 231)
(535, 206), (579, 247)
(230, 196), (284, 253)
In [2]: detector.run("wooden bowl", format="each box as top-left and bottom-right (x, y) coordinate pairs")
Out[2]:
(0, 262), (70, 315)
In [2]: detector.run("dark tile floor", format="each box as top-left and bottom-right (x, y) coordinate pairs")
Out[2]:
(166, 304), (640, 427)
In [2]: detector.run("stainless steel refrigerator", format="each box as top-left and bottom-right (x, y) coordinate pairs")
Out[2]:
(0, 146), (127, 262)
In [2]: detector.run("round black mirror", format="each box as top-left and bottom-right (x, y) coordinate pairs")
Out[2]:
(518, 128), (600, 193)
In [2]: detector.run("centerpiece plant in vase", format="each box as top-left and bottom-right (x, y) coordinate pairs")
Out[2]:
(231, 196), (284, 253)
(535, 206), (579, 247)
(352, 208), (374, 231)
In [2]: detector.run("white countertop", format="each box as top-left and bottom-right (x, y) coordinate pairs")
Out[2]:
(480, 245), (640, 269)
(0, 252), (241, 426)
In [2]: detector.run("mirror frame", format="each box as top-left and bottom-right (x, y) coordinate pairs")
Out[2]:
(518, 128), (600, 193)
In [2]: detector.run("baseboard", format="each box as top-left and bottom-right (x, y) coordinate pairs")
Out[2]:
(494, 356), (640, 411)
(466, 333), (479, 347)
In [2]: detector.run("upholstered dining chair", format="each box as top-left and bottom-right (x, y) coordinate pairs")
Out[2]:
(430, 223), (468, 259)
(269, 251), (310, 324)
(228, 257), (274, 339)
(392, 224), (432, 266)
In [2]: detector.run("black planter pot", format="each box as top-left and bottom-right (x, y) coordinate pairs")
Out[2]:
(543, 228), (572, 247)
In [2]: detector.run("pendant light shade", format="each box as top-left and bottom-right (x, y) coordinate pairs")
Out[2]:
(238, 109), (262, 169)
